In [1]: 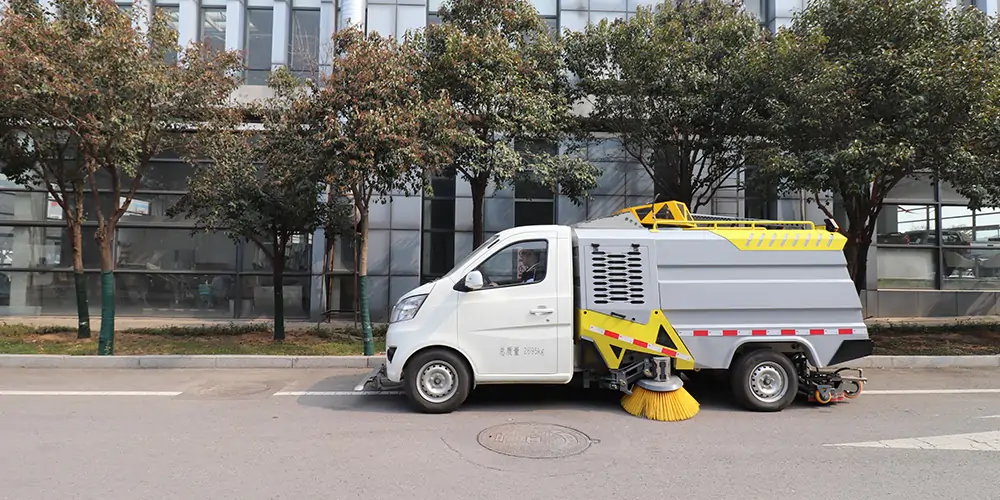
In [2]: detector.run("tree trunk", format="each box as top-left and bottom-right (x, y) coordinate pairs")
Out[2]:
(96, 227), (115, 356)
(68, 222), (91, 339)
(358, 210), (374, 356)
(843, 211), (873, 294)
(272, 237), (286, 342)
(471, 176), (488, 249)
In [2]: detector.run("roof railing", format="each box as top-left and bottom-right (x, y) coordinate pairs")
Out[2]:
(616, 200), (819, 231)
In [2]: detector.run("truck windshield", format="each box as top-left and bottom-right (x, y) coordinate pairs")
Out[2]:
(443, 233), (501, 280)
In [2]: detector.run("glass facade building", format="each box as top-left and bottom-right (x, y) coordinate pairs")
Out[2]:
(3, 0), (999, 320)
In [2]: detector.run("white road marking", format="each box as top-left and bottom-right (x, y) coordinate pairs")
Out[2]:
(864, 389), (1000, 395)
(976, 415), (1000, 419)
(0, 390), (182, 396)
(273, 391), (403, 396)
(825, 431), (1000, 451)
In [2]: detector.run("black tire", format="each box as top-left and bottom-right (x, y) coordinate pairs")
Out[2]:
(730, 349), (798, 412)
(403, 349), (472, 414)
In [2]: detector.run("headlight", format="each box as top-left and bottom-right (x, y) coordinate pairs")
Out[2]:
(390, 294), (427, 323)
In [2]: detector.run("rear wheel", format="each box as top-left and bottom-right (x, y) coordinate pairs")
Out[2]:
(403, 349), (472, 414)
(730, 349), (798, 412)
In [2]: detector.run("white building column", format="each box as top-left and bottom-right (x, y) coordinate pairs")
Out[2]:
(319, 0), (335, 76)
(339, 0), (365, 30)
(178, 0), (198, 48)
(225, 0), (246, 52)
(271, 0), (290, 68)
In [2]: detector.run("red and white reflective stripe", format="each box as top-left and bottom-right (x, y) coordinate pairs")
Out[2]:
(587, 325), (693, 362)
(682, 328), (861, 337)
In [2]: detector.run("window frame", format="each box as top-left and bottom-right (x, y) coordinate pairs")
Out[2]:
(469, 238), (549, 290)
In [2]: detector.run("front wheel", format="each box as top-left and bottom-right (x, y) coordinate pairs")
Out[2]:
(730, 349), (798, 412)
(403, 349), (472, 414)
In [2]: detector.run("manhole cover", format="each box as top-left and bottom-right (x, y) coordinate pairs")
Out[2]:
(477, 423), (593, 459)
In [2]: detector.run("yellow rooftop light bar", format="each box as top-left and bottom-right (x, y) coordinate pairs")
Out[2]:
(616, 201), (818, 231)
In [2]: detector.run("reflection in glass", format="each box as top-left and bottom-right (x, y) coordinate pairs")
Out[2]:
(289, 9), (320, 79)
(245, 8), (274, 85)
(875, 205), (937, 244)
(876, 247), (936, 289)
(117, 228), (237, 271)
(239, 275), (311, 318)
(242, 233), (312, 272)
(201, 8), (227, 53)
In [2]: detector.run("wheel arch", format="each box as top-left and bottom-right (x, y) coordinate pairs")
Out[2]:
(726, 338), (820, 369)
(403, 344), (478, 388)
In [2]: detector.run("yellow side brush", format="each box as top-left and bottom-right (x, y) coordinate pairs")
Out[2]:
(621, 385), (700, 421)
(620, 357), (700, 422)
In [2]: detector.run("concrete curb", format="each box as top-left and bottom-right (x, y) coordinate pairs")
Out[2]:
(0, 355), (387, 369)
(0, 355), (998, 369)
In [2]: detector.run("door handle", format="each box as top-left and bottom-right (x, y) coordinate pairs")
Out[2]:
(530, 307), (554, 315)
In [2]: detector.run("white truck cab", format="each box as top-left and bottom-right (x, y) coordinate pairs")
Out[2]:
(380, 224), (577, 412)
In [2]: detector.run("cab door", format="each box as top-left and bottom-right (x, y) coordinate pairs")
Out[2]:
(455, 232), (561, 376)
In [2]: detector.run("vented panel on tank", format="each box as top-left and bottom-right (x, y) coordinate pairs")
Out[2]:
(587, 244), (649, 306)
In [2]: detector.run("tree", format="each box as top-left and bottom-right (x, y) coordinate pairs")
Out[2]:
(750, 0), (1000, 292)
(0, 0), (98, 340)
(170, 68), (354, 341)
(414, 0), (599, 248)
(1, 0), (242, 353)
(563, 0), (778, 212)
(311, 27), (458, 355)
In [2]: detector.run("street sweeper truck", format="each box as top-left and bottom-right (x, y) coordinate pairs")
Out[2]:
(355, 200), (872, 421)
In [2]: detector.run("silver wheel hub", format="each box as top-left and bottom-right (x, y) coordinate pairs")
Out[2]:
(748, 361), (787, 403)
(417, 361), (458, 404)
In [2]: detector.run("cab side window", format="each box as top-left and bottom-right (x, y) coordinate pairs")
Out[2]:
(476, 239), (548, 288)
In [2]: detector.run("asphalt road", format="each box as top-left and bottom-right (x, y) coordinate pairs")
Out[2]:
(1, 367), (998, 500)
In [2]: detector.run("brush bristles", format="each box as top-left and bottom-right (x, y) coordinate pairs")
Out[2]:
(621, 385), (700, 421)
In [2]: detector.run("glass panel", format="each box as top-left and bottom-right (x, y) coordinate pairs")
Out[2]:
(0, 191), (63, 222)
(421, 231), (454, 277)
(0, 226), (100, 269)
(940, 206), (974, 244)
(942, 248), (1000, 290)
(476, 239), (548, 286)
(514, 200), (554, 226)
(118, 273), (237, 317)
(875, 205), (937, 245)
(289, 9), (321, 79)
(200, 7), (227, 53)
(116, 228), (237, 271)
(422, 198), (455, 230)
(531, 0), (558, 16)
(886, 174), (934, 202)
(245, 8), (274, 84)
(939, 179), (969, 204)
(973, 208), (1000, 242)
(243, 233), (313, 272)
(390, 230), (420, 276)
(75, 193), (185, 224)
(239, 274), (311, 318)
(514, 179), (554, 200)
(397, 5), (426, 37)
(156, 5), (180, 63)
(0, 271), (101, 314)
(484, 196), (514, 232)
(591, 0), (628, 11)
(876, 247), (936, 289)
(561, 0), (590, 9)
(367, 4), (396, 37)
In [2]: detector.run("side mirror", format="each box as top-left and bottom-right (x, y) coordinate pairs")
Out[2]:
(464, 270), (484, 291)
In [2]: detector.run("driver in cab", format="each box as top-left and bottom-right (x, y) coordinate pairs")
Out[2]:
(518, 249), (546, 284)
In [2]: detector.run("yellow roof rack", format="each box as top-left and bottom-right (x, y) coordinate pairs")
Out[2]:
(616, 201), (817, 231)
